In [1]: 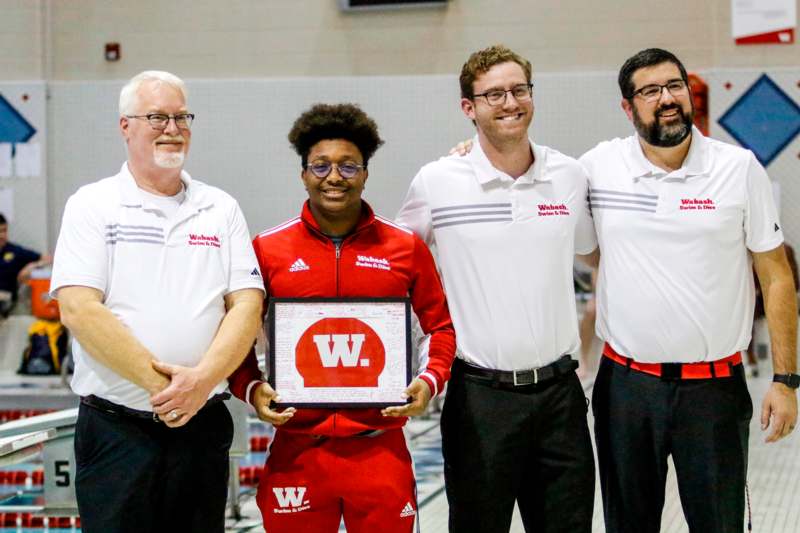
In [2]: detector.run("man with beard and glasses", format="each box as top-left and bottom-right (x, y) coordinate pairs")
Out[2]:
(50, 70), (264, 533)
(397, 44), (597, 533)
(580, 48), (799, 533)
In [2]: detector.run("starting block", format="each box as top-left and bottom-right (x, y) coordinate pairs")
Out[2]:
(0, 409), (78, 515)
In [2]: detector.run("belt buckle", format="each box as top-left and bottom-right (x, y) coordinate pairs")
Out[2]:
(513, 368), (537, 386)
(660, 362), (683, 380)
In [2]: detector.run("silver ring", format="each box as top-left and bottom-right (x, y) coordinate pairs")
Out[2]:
(169, 410), (179, 420)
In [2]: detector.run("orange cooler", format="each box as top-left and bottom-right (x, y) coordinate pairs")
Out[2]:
(28, 268), (59, 320)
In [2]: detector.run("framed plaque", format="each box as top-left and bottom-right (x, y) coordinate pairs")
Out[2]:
(268, 297), (412, 408)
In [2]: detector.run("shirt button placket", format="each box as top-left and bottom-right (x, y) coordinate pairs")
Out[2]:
(510, 189), (518, 222)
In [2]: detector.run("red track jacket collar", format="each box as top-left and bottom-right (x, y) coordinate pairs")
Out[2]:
(299, 200), (376, 241)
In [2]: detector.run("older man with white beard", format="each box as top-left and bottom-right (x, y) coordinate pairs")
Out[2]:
(50, 71), (264, 533)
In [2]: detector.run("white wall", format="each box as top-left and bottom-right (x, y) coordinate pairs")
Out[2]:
(0, 1), (43, 80)
(47, 71), (634, 243)
(18, 0), (798, 81)
(1, 0), (799, 249)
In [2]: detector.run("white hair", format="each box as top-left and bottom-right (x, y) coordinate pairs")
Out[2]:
(118, 70), (187, 116)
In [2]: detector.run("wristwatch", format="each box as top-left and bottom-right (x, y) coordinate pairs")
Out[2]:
(773, 374), (800, 389)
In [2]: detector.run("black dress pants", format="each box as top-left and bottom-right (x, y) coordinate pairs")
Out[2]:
(441, 364), (595, 533)
(74, 400), (234, 533)
(592, 357), (752, 533)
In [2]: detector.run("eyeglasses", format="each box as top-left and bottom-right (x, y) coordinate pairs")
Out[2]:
(473, 83), (533, 106)
(305, 161), (365, 179)
(629, 80), (688, 102)
(125, 113), (195, 130)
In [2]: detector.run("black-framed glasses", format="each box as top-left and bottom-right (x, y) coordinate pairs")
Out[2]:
(629, 79), (688, 102)
(125, 113), (195, 130)
(473, 83), (533, 106)
(305, 161), (365, 179)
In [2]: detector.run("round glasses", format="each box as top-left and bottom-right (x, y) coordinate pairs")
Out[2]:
(305, 161), (365, 179)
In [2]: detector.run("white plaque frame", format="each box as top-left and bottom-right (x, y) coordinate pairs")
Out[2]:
(268, 297), (412, 408)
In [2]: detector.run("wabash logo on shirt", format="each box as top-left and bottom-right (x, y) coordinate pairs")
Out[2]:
(679, 198), (716, 211)
(538, 203), (570, 216)
(188, 233), (221, 247)
(355, 255), (391, 271)
(272, 486), (310, 513)
(295, 318), (386, 387)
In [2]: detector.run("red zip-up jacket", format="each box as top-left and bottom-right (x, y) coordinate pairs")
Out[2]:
(228, 200), (456, 437)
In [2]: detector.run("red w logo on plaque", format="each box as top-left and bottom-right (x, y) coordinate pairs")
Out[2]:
(295, 318), (386, 387)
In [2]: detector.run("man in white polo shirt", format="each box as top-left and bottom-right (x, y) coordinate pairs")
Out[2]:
(50, 71), (264, 533)
(397, 44), (597, 533)
(582, 48), (798, 533)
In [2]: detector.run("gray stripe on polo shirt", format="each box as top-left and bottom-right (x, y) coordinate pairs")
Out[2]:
(105, 224), (164, 233)
(431, 203), (512, 214)
(105, 230), (164, 238)
(433, 217), (512, 229)
(432, 210), (512, 221)
(588, 195), (658, 207)
(105, 238), (164, 245)
(589, 203), (656, 213)
(589, 189), (658, 200)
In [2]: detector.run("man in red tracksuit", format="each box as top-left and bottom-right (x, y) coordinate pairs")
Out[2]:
(229, 103), (456, 533)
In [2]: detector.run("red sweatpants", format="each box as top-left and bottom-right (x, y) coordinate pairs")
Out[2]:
(257, 428), (417, 533)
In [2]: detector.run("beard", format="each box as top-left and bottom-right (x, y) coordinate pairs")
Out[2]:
(632, 103), (694, 147)
(154, 149), (185, 169)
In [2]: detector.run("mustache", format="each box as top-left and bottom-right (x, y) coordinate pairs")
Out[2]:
(656, 104), (683, 117)
(155, 136), (184, 144)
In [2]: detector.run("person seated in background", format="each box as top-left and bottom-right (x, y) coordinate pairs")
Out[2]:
(747, 243), (799, 376)
(0, 213), (52, 316)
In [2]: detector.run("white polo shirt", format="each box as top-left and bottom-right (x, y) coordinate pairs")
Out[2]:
(580, 127), (783, 363)
(51, 163), (264, 411)
(397, 137), (597, 371)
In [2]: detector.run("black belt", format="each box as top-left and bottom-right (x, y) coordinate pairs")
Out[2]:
(454, 355), (578, 388)
(81, 393), (230, 422)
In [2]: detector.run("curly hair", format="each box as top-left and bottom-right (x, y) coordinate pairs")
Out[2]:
(459, 45), (532, 99)
(288, 103), (384, 167)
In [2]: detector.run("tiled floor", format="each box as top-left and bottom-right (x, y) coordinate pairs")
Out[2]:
(229, 366), (800, 532)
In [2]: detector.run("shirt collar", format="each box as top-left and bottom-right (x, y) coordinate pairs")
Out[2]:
(300, 199), (376, 238)
(467, 135), (550, 185)
(678, 126), (711, 177)
(624, 126), (711, 181)
(118, 162), (212, 210)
